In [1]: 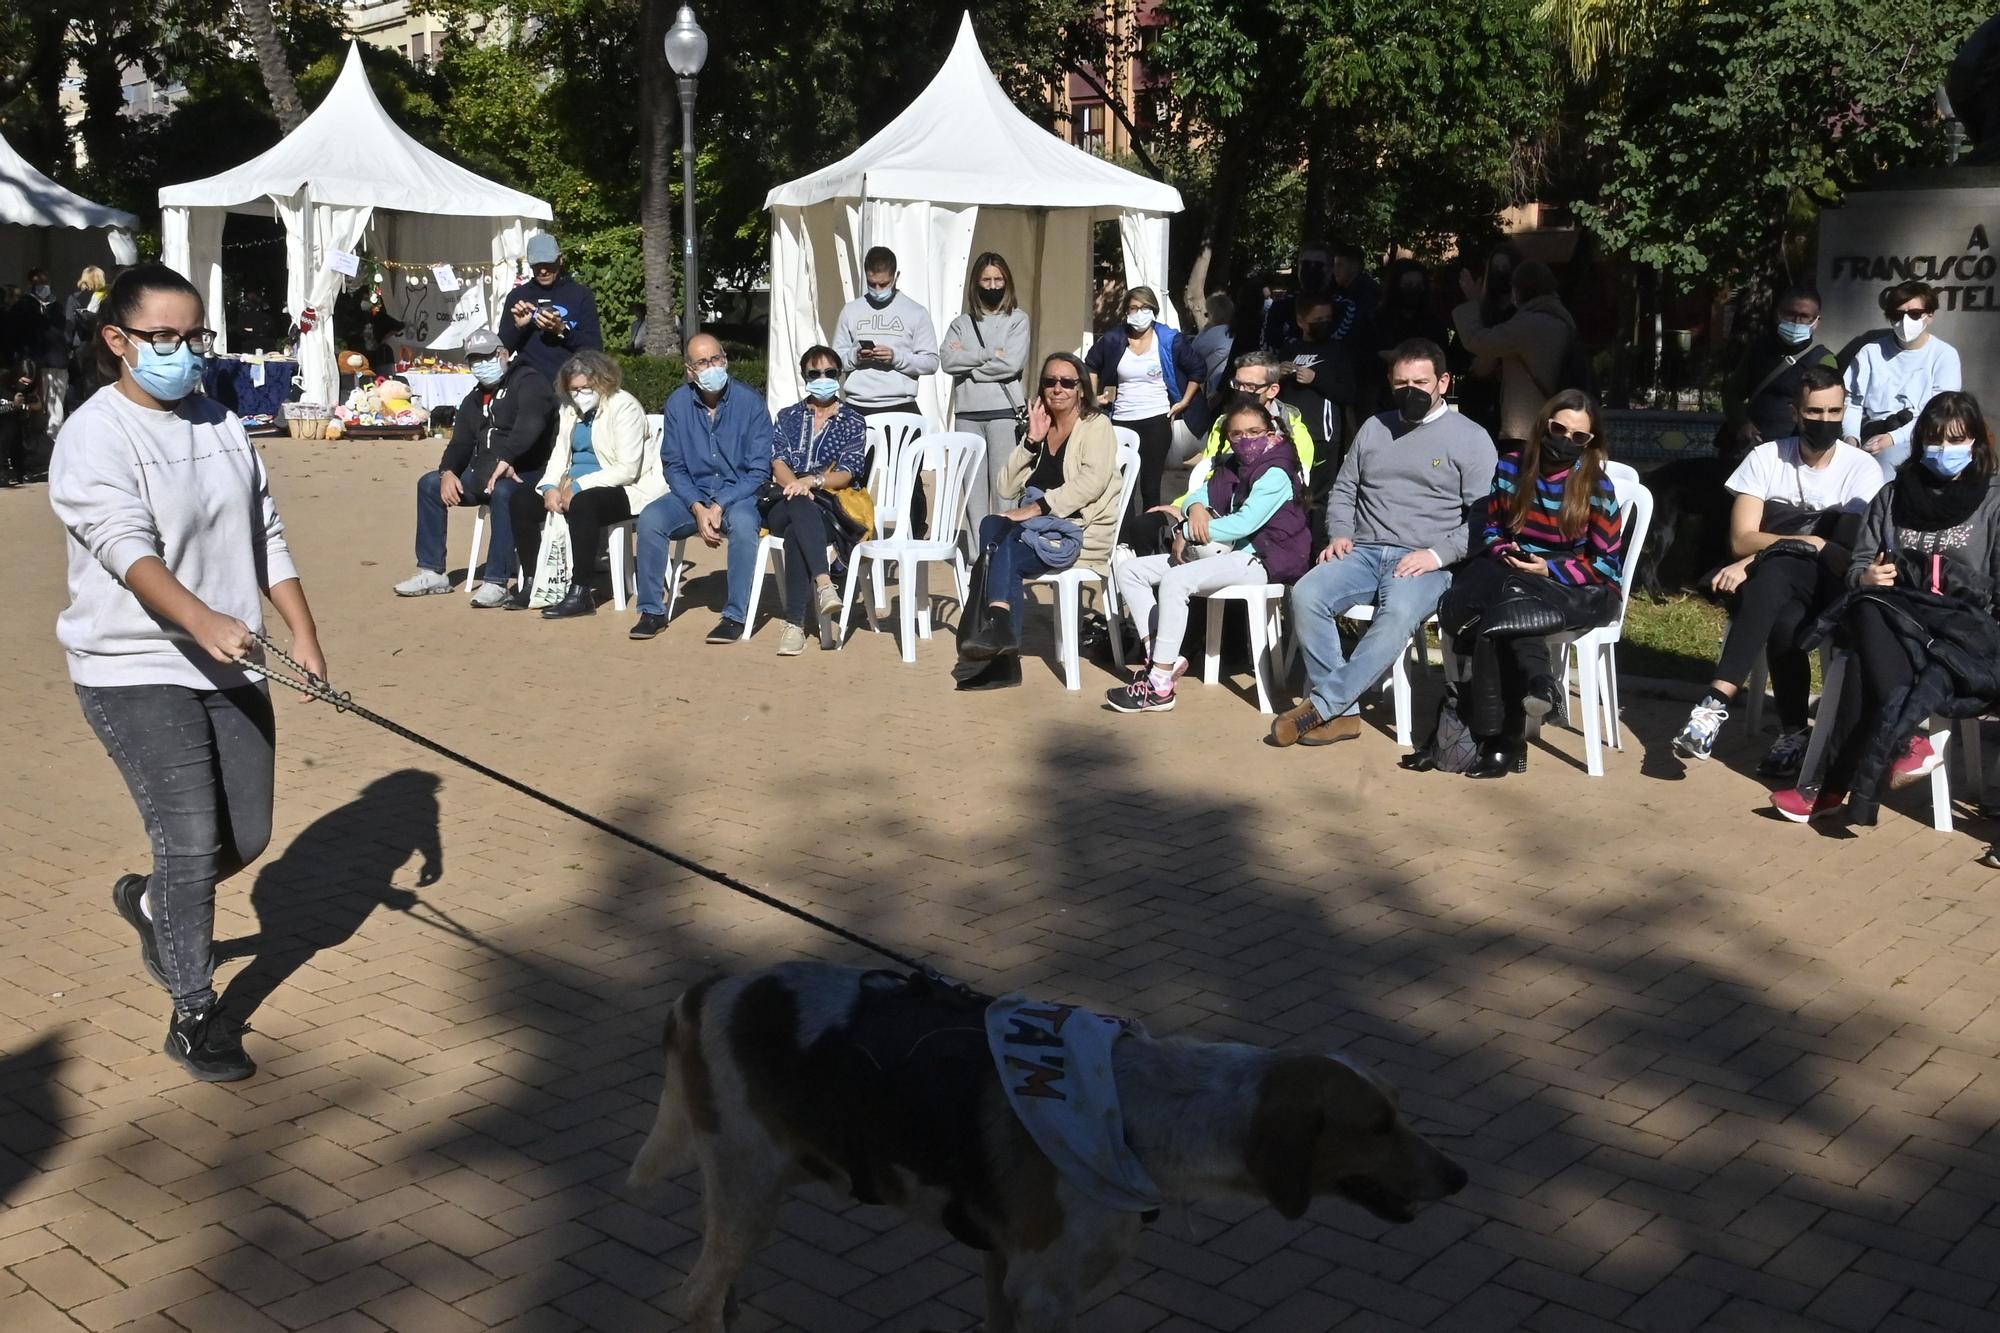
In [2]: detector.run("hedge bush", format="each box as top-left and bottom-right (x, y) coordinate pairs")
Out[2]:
(614, 343), (767, 410)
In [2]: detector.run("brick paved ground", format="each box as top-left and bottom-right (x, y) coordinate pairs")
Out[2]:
(3, 438), (1999, 1332)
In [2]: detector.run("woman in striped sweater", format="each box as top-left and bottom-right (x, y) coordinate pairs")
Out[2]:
(1445, 390), (1625, 777)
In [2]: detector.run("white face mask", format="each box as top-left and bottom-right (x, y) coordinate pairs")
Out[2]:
(1126, 307), (1155, 333)
(571, 389), (600, 414)
(1895, 313), (1928, 347)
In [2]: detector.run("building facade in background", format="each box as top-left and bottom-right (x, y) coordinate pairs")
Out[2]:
(1052, 0), (1167, 161)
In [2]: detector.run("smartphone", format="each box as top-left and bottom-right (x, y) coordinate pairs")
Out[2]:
(858, 340), (876, 351)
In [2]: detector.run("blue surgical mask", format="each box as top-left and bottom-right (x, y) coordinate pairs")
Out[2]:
(696, 365), (729, 394)
(129, 342), (205, 402)
(804, 375), (840, 401)
(865, 285), (895, 309)
(1923, 442), (1976, 478)
(470, 357), (505, 386)
(1777, 319), (1814, 345)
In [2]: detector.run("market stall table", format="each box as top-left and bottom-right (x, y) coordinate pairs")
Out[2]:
(402, 371), (476, 414)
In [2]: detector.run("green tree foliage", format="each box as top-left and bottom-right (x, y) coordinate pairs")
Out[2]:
(1580, 0), (1984, 280)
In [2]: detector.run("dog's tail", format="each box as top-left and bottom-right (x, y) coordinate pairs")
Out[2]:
(627, 989), (701, 1187)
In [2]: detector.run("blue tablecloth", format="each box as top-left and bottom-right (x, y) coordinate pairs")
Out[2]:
(202, 358), (298, 421)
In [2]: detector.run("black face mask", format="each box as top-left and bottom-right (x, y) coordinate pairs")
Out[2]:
(976, 287), (1004, 308)
(1798, 418), (1843, 452)
(1394, 385), (1434, 424)
(1305, 319), (1334, 341)
(1540, 430), (1582, 467)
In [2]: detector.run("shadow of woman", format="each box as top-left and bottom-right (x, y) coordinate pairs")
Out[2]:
(215, 769), (443, 1028)
(0, 1034), (66, 1205)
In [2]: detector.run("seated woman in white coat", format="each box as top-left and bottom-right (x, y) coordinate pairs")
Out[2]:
(1107, 397), (1313, 713)
(508, 349), (665, 618)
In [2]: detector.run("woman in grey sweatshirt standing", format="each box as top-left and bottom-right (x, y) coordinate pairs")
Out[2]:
(941, 252), (1032, 522)
(49, 263), (327, 1085)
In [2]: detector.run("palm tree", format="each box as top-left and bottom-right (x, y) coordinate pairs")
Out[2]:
(1532, 0), (1695, 81)
(236, 0), (304, 132)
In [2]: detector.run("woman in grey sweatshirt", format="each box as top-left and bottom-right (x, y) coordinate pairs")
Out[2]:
(48, 264), (327, 1085)
(941, 252), (1032, 522)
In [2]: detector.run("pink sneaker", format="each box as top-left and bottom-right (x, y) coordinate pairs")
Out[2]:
(1771, 786), (1846, 824)
(1889, 736), (1942, 789)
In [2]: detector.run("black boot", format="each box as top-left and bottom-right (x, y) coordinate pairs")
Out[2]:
(957, 602), (1016, 663)
(1524, 674), (1564, 723)
(164, 1003), (255, 1082)
(540, 584), (596, 619)
(955, 651), (1023, 691)
(1466, 734), (1526, 779)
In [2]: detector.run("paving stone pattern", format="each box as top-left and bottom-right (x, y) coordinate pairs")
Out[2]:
(2, 440), (1998, 1331)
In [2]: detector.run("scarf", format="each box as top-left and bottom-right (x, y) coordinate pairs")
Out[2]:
(1890, 466), (1986, 534)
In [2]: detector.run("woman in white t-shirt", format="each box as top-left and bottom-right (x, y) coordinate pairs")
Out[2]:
(1845, 279), (1962, 479)
(1084, 286), (1202, 551)
(1672, 366), (1883, 775)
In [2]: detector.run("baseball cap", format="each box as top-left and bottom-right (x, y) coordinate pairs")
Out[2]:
(525, 233), (560, 265)
(462, 328), (502, 357)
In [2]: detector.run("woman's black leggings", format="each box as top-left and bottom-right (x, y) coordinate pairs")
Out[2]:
(1119, 413), (1175, 553)
(1713, 555), (1829, 731)
(764, 494), (834, 620)
(1823, 598), (1918, 791)
(511, 485), (634, 584)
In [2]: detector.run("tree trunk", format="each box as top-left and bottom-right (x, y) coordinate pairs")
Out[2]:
(639, 0), (681, 358)
(237, 0), (305, 133)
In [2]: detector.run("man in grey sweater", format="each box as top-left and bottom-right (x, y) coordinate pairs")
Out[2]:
(1271, 338), (1498, 746)
(833, 245), (941, 533)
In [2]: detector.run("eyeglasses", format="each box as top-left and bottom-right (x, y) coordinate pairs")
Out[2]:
(690, 352), (729, 370)
(1040, 374), (1081, 390)
(117, 325), (215, 356)
(1225, 428), (1271, 442)
(1229, 378), (1272, 393)
(1547, 422), (1595, 447)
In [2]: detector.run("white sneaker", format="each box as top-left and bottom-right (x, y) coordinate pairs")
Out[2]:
(468, 581), (511, 609)
(1673, 698), (1728, 760)
(777, 623), (807, 656)
(393, 569), (452, 597)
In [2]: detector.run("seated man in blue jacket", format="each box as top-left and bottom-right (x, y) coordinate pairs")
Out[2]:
(631, 333), (773, 643)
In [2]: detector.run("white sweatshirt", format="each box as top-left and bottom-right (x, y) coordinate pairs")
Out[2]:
(832, 290), (940, 409)
(1843, 332), (1962, 476)
(48, 386), (299, 690)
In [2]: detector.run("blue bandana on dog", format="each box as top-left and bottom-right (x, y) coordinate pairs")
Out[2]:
(984, 996), (1162, 1212)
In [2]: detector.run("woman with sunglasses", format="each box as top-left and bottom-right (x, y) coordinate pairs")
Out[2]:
(49, 263), (327, 1084)
(1440, 390), (1624, 778)
(1844, 281), (1962, 480)
(955, 353), (1125, 688)
(941, 252), (1032, 523)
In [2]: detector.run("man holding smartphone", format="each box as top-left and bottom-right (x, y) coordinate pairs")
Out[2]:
(500, 232), (603, 382)
(833, 246), (940, 535)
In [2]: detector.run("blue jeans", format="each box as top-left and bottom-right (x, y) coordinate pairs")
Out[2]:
(636, 492), (763, 620)
(1292, 544), (1451, 718)
(415, 466), (541, 584)
(77, 683), (276, 1010)
(979, 515), (1053, 641)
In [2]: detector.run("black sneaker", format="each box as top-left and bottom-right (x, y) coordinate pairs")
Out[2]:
(112, 874), (168, 988)
(706, 617), (744, 644)
(629, 612), (668, 640)
(164, 1005), (255, 1083)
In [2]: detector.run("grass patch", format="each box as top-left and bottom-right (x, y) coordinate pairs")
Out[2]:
(1621, 594), (1725, 684)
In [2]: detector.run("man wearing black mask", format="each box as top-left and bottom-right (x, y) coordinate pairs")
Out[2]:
(1263, 242), (1331, 350)
(1270, 339), (1497, 748)
(1718, 286), (1837, 462)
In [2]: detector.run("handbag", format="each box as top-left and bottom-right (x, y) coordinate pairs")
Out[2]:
(967, 314), (1029, 432)
(528, 512), (572, 608)
(1400, 682), (1480, 774)
(1445, 570), (1616, 641)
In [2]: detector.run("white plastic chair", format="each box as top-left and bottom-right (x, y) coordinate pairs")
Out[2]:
(1529, 462), (1655, 776)
(1178, 453), (1293, 714)
(605, 519), (638, 611)
(741, 534), (791, 637)
(1795, 652), (1984, 832)
(465, 505), (521, 595)
(837, 433), (985, 662)
(1031, 431), (1143, 690)
(1340, 606), (1437, 748)
(864, 412), (936, 542)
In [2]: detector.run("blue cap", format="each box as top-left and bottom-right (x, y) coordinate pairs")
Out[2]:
(525, 233), (560, 265)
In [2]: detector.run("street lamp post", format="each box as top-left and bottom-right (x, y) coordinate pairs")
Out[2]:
(664, 5), (709, 345)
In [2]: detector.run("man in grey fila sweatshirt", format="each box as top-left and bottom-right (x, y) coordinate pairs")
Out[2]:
(1271, 337), (1499, 747)
(833, 245), (941, 532)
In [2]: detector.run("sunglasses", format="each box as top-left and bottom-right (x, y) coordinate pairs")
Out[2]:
(465, 351), (497, 365)
(803, 365), (840, 378)
(1041, 374), (1081, 390)
(1547, 422), (1595, 446)
(1893, 306), (1929, 320)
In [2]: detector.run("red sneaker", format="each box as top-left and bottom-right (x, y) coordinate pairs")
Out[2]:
(1889, 735), (1942, 789)
(1771, 786), (1846, 824)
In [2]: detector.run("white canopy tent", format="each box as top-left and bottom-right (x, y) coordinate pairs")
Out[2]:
(0, 129), (138, 279)
(763, 11), (1182, 419)
(159, 42), (551, 406)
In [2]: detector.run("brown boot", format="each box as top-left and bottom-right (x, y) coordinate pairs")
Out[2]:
(1298, 714), (1362, 746)
(1270, 699), (1326, 747)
